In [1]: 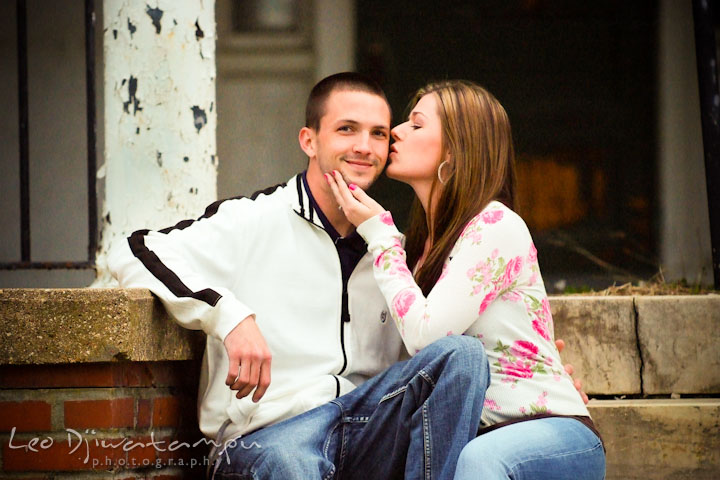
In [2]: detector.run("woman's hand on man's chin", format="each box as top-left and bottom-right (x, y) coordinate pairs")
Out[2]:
(326, 170), (386, 227)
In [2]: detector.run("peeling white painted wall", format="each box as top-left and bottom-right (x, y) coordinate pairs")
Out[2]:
(658, 0), (713, 286)
(95, 0), (217, 284)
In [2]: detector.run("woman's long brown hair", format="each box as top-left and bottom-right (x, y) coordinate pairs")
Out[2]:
(405, 80), (517, 296)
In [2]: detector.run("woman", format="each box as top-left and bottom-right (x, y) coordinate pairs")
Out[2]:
(326, 80), (605, 479)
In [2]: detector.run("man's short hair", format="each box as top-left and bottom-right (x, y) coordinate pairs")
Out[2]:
(305, 72), (390, 130)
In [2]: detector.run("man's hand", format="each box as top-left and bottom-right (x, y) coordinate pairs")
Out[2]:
(555, 339), (589, 405)
(224, 316), (272, 402)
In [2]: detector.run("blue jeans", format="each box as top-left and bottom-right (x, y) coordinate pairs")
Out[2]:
(212, 335), (490, 480)
(454, 417), (606, 480)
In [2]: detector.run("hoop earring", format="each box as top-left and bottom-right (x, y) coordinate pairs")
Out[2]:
(437, 160), (453, 184)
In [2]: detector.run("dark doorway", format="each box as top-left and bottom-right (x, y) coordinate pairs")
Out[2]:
(358, 0), (658, 291)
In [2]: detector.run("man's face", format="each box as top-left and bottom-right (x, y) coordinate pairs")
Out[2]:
(309, 90), (391, 190)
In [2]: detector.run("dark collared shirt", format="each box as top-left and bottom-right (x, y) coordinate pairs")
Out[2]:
(303, 172), (366, 323)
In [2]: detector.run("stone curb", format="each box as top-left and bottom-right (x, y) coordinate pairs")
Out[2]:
(588, 398), (720, 479)
(0, 288), (203, 364)
(551, 295), (720, 395)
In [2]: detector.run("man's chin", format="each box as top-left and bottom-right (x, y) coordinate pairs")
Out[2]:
(340, 169), (380, 190)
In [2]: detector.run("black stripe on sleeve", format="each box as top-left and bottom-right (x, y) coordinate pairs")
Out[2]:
(126, 182), (288, 308)
(128, 229), (222, 306)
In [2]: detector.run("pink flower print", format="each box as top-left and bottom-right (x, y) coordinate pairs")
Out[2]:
(484, 399), (501, 412)
(536, 391), (548, 407)
(393, 290), (416, 319)
(491, 248), (500, 259)
(478, 289), (498, 314)
(544, 356), (554, 366)
(519, 406), (527, 415)
(374, 252), (385, 268)
(446, 330), (454, 336)
(528, 272), (538, 285)
(461, 227), (483, 244)
(531, 297), (553, 341)
(501, 256), (523, 288)
(532, 317), (551, 341)
(510, 340), (539, 360)
(481, 209), (504, 224)
(528, 242), (538, 264)
(501, 290), (522, 303)
(541, 297), (552, 320)
(498, 358), (533, 379)
(379, 211), (394, 225)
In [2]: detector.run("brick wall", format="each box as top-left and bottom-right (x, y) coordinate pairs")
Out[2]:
(0, 361), (207, 479)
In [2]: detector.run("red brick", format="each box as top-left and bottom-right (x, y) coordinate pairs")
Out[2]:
(0, 401), (52, 432)
(0, 361), (200, 389)
(125, 435), (158, 467)
(0, 364), (115, 388)
(2, 436), (125, 471)
(154, 432), (207, 471)
(64, 398), (134, 429)
(136, 398), (152, 428)
(152, 397), (181, 428)
(142, 361), (200, 388)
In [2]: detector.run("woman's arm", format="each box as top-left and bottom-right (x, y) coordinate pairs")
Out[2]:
(326, 170), (532, 354)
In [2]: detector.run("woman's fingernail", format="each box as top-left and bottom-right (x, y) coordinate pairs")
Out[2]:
(324, 173), (330, 183)
(348, 184), (357, 190)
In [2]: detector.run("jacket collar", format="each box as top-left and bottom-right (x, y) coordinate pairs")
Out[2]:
(288, 172), (325, 230)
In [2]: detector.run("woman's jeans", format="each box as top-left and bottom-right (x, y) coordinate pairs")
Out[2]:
(212, 335), (490, 480)
(454, 416), (606, 480)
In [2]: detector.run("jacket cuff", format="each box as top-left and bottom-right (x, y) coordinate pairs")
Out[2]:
(205, 296), (256, 342)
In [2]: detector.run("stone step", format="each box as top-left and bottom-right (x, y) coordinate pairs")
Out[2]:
(588, 398), (720, 479)
(551, 295), (720, 396)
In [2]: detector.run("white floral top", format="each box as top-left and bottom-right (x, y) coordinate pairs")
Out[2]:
(356, 201), (590, 425)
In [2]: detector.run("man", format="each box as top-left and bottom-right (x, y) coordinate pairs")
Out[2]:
(110, 72), (490, 479)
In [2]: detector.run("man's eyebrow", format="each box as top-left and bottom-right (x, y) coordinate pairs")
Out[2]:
(336, 119), (389, 131)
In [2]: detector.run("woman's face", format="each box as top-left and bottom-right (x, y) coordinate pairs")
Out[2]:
(387, 93), (444, 186)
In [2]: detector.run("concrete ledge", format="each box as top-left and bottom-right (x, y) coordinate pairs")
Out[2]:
(551, 296), (641, 395)
(637, 295), (720, 394)
(588, 398), (720, 479)
(0, 288), (203, 364)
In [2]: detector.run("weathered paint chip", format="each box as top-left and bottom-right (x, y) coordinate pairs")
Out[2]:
(195, 20), (204, 40)
(127, 18), (136, 37)
(191, 106), (207, 133)
(146, 6), (163, 34)
(122, 76), (142, 115)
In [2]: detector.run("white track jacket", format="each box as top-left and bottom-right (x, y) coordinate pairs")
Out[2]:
(109, 174), (404, 440)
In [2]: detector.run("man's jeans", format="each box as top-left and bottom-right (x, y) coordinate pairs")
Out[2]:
(211, 335), (490, 480)
(454, 417), (606, 480)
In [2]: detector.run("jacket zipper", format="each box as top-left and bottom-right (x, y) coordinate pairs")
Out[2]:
(337, 261), (349, 375)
